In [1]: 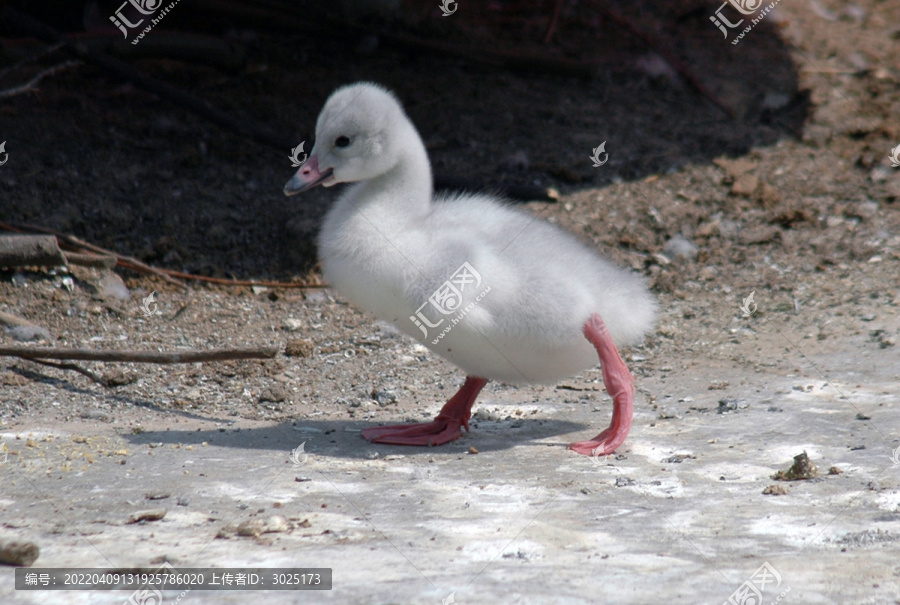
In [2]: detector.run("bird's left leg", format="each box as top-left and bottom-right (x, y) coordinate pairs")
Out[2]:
(361, 376), (488, 447)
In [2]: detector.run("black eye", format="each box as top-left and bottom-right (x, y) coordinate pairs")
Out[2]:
(335, 136), (350, 148)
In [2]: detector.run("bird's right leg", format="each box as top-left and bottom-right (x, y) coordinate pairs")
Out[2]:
(568, 313), (635, 456)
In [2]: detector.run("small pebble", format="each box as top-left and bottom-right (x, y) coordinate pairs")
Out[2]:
(662, 235), (698, 262)
(282, 318), (304, 332)
(127, 509), (167, 523)
(372, 390), (397, 406)
(718, 398), (749, 413)
(264, 515), (289, 533)
(0, 539), (40, 566)
(284, 339), (314, 357)
(236, 519), (266, 538)
(772, 451), (818, 481)
(258, 386), (288, 404)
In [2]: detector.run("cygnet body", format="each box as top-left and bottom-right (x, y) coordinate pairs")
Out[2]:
(285, 82), (656, 455)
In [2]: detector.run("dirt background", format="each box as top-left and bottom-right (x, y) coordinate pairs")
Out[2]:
(1, 0), (900, 603)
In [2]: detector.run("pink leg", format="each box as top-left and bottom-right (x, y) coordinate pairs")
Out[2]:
(568, 313), (635, 456)
(361, 376), (488, 447)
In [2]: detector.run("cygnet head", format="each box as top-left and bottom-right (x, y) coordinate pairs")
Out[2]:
(284, 82), (417, 196)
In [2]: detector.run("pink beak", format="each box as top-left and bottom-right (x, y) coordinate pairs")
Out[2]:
(283, 155), (334, 196)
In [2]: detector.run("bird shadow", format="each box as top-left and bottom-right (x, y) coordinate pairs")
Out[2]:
(122, 417), (590, 460)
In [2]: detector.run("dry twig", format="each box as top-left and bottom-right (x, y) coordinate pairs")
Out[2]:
(0, 60), (82, 99)
(543, 0), (564, 44)
(0, 346), (279, 364)
(599, 8), (737, 119)
(1, 346), (278, 387)
(0, 233), (117, 269)
(0, 310), (52, 342)
(0, 42), (64, 80)
(26, 358), (109, 387)
(61, 251), (118, 269)
(0, 310), (44, 330)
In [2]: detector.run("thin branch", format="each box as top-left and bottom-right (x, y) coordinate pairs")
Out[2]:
(0, 41), (64, 80)
(61, 251), (118, 269)
(0, 310), (52, 341)
(115, 260), (326, 289)
(0, 310), (42, 329)
(543, 0), (564, 44)
(0, 60), (82, 100)
(599, 8), (737, 119)
(26, 357), (109, 387)
(0, 346), (279, 364)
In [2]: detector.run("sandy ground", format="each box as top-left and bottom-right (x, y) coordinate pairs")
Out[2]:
(2, 0), (900, 603)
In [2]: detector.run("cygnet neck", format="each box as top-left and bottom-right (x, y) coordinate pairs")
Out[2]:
(352, 121), (433, 215)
